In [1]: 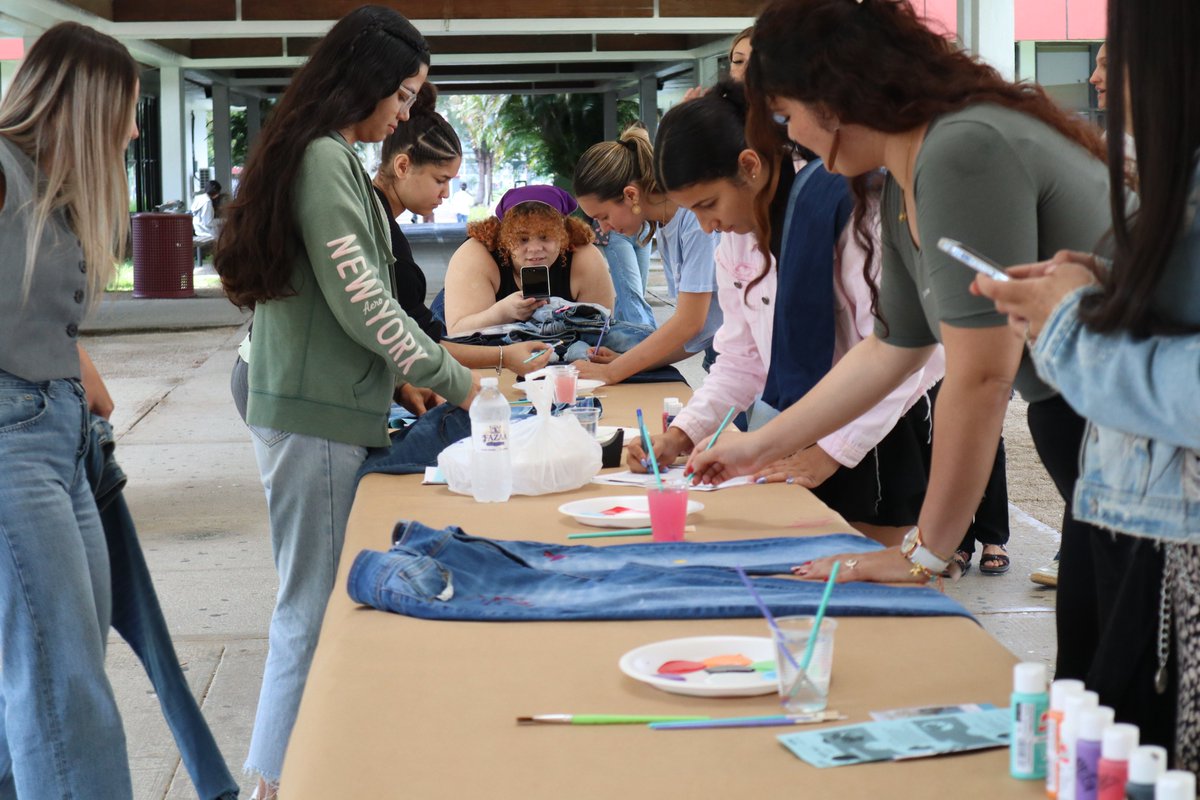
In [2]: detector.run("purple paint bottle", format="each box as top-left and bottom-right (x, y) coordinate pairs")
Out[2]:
(1073, 705), (1113, 800)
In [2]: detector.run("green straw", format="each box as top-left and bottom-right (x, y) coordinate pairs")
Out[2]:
(567, 528), (653, 540)
(799, 560), (841, 673)
(635, 408), (664, 490)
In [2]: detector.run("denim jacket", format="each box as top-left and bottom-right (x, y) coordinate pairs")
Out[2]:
(1030, 159), (1200, 542)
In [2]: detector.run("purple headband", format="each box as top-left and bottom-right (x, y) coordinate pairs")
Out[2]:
(494, 184), (578, 220)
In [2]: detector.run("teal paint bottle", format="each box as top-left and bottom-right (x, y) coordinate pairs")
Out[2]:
(1010, 662), (1049, 780)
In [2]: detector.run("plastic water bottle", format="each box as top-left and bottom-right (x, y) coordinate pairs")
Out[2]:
(469, 377), (512, 502)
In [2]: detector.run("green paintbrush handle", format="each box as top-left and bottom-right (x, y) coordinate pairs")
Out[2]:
(566, 528), (653, 539)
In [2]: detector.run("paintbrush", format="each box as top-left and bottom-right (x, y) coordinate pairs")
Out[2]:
(517, 714), (710, 725)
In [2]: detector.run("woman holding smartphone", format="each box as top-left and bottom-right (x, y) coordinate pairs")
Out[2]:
(573, 124), (725, 383)
(686, 0), (1131, 715)
(976, 0), (1200, 758)
(215, 8), (477, 797)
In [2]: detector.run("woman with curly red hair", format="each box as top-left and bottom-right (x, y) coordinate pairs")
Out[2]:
(442, 185), (615, 334)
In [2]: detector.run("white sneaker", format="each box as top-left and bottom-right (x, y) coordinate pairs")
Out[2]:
(1030, 559), (1059, 588)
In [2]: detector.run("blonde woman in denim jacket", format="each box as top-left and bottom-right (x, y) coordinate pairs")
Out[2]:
(977, 0), (1200, 769)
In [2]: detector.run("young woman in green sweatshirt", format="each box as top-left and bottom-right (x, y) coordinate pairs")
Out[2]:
(214, 8), (477, 798)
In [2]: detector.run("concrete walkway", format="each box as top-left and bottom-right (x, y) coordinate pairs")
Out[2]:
(84, 233), (1059, 798)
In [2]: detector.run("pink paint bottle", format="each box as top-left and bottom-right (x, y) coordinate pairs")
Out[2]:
(1095, 723), (1138, 800)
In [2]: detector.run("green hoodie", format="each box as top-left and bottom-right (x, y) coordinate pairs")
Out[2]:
(246, 133), (471, 447)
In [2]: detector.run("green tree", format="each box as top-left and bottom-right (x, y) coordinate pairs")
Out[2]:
(444, 94), (512, 206)
(499, 94), (641, 189)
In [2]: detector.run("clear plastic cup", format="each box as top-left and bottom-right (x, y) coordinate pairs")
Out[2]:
(568, 405), (601, 436)
(771, 616), (837, 713)
(545, 365), (578, 405)
(647, 478), (688, 542)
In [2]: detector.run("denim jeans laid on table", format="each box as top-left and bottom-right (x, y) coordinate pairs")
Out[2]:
(597, 229), (657, 329)
(0, 371), (132, 800)
(245, 424), (367, 783)
(84, 415), (238, 800)
(347, 521), (972, 622)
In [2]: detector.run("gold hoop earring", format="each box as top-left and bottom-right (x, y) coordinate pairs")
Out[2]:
(828, 128), (842, 171)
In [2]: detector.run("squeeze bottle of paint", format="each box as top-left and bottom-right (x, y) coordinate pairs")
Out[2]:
(1074, 706), (1114, 800)
(1011, 662), (1050, 780)
(1095, 723), (1138, 800)
(1047, 678), (1087, 797)
(1058, 690), (1099, 800)
(1124, 745), (1167, 800)
(662, 397), (682, 433)
(1154, 770), (1197, 799)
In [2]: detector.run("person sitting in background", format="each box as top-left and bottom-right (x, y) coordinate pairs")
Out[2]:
(191, 179), (225, 241)
(442, 184), (615, 334)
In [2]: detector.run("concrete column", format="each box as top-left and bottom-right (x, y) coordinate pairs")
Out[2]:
(638, 75), (658, 143)
(0, 61), (18, 99)
(695, 54), (719, 91)
(211, 83), (233, 198)
(158, 65), (188, 205)
(244, 97), (262, 152)
(603, 91), (618, 141)
(1016, 40), (1037, 83)
(957, 0), (1016, 81)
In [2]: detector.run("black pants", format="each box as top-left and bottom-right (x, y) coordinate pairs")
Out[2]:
(1027, 394), (1176, 753)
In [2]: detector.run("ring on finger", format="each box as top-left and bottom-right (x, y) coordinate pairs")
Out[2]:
(844, 558), (859, 570)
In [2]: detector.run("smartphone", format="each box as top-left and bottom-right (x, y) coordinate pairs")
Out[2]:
(936, 237), (1011, 282)
(520, 265), (552, 298)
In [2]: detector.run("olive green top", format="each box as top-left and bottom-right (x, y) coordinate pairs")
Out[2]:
(875, 103), (1111, 402)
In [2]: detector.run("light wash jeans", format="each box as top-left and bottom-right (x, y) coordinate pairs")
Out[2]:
(0, 371), (132, 800)
(245, 424), (367, 782)
(597, 229), (657, 329)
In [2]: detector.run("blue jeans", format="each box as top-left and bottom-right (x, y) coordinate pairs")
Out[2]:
(346, 521), (971, 622)
(85, 416), (237, 800)
(0, 372), (132, 800)
(443, 302), (655, 363)
(597, 230), (657, 329)
(246, 425), (367, 782)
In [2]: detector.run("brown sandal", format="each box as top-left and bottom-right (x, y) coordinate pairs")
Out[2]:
(979, 545), (1011, 575)
(942, 549), (972, 578)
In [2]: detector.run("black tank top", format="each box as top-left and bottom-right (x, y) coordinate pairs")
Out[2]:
(492, 250), (576, 302)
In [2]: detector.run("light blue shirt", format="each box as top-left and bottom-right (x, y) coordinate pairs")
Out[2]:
(655, 208), (723, 354)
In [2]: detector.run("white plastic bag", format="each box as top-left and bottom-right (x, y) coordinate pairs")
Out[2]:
(439, 381), (601, 496)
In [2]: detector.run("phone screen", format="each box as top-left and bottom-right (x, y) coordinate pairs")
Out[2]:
(936, 237), (1011, 282)
(521, 266), (551, 298)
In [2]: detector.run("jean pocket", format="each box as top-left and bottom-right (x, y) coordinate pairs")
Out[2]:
(0, 387), (49, 434)
(249, 423), (291, 447)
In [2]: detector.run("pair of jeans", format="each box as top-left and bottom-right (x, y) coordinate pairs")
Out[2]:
(84, 415), (238, 800)
(347, 521), (972, 621)
(0, 372), (131, 800)
(597, 230), (657, 329)
(443, 302), (655, 363)
(245, 424), (367, 782)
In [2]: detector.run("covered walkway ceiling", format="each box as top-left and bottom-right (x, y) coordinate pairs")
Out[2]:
(1, 0), (756, 96)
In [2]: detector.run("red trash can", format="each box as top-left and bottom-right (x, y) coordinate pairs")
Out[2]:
(131, 212), (195, 298)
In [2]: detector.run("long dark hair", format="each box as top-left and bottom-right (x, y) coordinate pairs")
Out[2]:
(216, 6), (429, 308)
(744, 0), (1106, 321)
(378, 83), (461, 170)
(1080, 0), (1200, 336)
(655, 80), (787, 298)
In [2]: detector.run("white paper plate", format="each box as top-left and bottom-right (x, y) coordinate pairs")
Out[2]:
(515, 378), (605, 397)
(619, 636), (778, 698)
(558, 495), (703, 528)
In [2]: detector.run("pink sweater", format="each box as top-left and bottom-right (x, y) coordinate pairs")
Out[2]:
(671, 223), (946, 468)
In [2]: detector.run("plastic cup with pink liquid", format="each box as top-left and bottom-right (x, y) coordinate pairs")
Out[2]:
(647, 478), (689, 542)
(546, 365), (578, 405)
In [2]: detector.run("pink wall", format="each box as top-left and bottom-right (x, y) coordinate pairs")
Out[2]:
(0, 39), (24, 60)
(912, 0), (1104, 40)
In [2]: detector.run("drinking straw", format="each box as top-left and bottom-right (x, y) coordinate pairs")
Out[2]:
(799, 560), (842, 673)
(733, 566), (800, 671)
(635, 408), (664, 489)
(566, 526), (695, 540)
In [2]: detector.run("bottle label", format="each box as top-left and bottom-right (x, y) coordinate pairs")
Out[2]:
(476, 423), (508, 451)
(1012, 701), (1045, 777)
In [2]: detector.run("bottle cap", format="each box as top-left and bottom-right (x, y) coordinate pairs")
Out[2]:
(481, 377), (499, 388)
(1128, 745), (1168, 785)
(1049, 678), (1086, 710)
(1100, 723), (1139, 760)
(1013, 662), (1046, 695)
(664, 396), (679, 406)
(1079, 706), (1114, 740)
(1062, 690), (1099, 730)
(1155, 770), (1197, 799)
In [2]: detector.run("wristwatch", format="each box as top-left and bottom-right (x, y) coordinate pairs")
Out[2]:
(899, 527), (951, 577)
